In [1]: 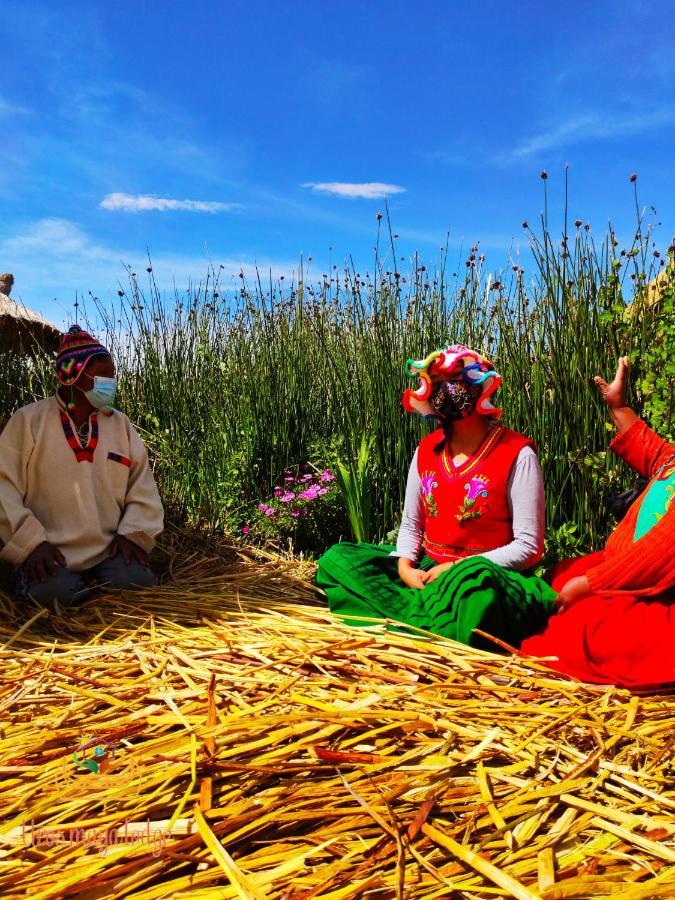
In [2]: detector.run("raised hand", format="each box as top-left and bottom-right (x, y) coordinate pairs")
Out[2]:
(593, 356), (638, 434)
(593, 356), (630, 409)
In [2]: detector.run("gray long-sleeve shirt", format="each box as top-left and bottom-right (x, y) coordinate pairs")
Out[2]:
(392, 446), (544, 570)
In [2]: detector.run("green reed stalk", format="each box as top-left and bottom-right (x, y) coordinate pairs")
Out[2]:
(1, 205), (668, 555)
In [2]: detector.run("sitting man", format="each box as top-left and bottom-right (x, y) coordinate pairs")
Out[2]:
(0, 325), (164, 613)
(522, 356), (674, 687)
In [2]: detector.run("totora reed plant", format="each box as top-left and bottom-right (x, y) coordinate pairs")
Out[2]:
(1, 196), (671, 555)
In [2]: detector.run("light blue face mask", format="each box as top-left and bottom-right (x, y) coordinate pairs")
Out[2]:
(84, 376), (117, 411)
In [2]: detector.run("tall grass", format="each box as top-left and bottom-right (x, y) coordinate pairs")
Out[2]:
(2, 204), (671, 552)
(0, 342), (51, 425)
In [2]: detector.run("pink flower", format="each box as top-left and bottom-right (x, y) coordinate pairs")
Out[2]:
(242, 525), (250, 535)
(273, 486), (283, 497)
(465, 476), (489, 502)
(290, 510), (300, 517)
(317, 487), (328, 495)
(284, 475), (295, 483)
(258, 503), (268, 512)
(280, 491), (295, 503)
(300, 474), (312, 483)
(319, 470), (335, 482)
(265, 507), (276, 517)
(421, 473), (437, 497)
(298, 484), (321, 500)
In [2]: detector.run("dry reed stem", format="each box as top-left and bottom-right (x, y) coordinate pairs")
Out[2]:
(0, 532), (673, 898)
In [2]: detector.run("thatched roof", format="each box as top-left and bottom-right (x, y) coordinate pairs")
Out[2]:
(623, 261), (674, 320)
(0, 290), (61, 353)
(644, 261), (673, 306)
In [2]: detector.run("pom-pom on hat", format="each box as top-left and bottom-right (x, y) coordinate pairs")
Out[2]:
(55, 325), (110, 386)
(402, 343), (502, 419)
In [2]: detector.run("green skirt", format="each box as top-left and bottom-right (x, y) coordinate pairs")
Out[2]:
(315, 543), (556, 651)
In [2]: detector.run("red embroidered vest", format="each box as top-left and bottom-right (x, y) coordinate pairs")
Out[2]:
(416, 424), (536, 563)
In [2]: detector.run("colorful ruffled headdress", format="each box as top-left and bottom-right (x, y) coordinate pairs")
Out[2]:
(402, 344), (502, 419)
(55, 325), (110, 386)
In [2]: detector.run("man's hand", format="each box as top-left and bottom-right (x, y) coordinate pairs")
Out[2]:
(594, 356), (630, 409)
(398, 558), (430, 590)
(424, 561), (456, 584)
(108, 534), (150, 568)
(555, 575), (591, 612)
(24, 541), (66, 584)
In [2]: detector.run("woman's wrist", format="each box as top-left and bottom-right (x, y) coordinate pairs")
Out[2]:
(608, 406), (639, 434)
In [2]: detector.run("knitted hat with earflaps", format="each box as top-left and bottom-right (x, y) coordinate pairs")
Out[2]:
(55, 325), (110, 386)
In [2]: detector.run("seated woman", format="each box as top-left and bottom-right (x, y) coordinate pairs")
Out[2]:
(522, 357), (675, 687)
(317, 344), (556, 648)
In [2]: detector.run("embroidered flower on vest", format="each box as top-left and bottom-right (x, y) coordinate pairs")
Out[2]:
(420, 471), (439, 518)
(456, 474), (490, 523)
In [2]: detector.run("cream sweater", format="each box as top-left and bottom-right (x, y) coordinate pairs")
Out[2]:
(0, 396), (164, 570)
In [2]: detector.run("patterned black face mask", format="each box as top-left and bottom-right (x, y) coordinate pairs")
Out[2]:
(429, 380), (482, 421)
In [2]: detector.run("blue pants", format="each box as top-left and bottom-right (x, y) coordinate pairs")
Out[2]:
(19, 556), (157, 613)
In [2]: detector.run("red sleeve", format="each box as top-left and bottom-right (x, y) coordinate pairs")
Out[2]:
(609, 419), (675, 480)
(586, 508), (675, 595)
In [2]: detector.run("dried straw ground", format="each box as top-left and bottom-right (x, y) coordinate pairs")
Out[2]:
(1, 532), (673, 899)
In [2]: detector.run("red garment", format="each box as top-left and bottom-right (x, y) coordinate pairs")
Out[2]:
(522, 420), (675, 687)
(417, 424), (535, 563)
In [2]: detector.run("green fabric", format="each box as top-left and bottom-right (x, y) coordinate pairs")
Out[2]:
(633, 470), (675, 542)
(316, 543), (557, 651)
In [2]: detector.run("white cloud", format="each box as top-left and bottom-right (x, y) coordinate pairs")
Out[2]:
(510, 107), (675, 159)
(1, 218), (297, 321)
(301, 182), (406, 200)
(100, 193), (240, 213)
(4, 218), (116, 259)
(0, 94), (30, 116)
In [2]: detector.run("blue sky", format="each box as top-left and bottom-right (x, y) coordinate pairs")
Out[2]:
(1, 0), (674, 325)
